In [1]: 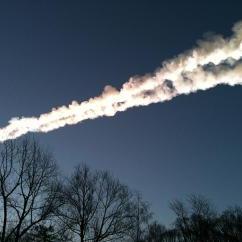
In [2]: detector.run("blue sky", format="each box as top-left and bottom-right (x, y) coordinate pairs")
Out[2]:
(0, 0), (242, 224)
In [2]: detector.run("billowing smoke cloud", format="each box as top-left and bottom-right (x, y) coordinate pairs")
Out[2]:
(1, 21), (242, 142)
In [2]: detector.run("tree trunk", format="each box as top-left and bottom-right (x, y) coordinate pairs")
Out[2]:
(1, 196), (7, 242)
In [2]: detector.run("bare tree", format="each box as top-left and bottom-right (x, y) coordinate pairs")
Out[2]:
(57, 164), (97, 242)
(0, 138), (60, 242)
(144, 221), (166, 242)
(58, 164), (137, 242)
(169, 194), (217, 242)
(218, 206), (242, 241)
(188, 194), (217, 241)
(91, 171), (134, 242)
(128, 192), (152, 242)
(169, 198), (190, 242)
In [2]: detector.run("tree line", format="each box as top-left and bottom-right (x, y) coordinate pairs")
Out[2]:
(0, 138), (241, 242)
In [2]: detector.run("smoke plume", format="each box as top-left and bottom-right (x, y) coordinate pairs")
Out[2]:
(1, 21), (242, 142)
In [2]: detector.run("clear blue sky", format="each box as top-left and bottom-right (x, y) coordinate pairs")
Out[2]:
(0, 0), (242, 225)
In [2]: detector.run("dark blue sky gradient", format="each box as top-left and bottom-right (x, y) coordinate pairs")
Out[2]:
(0, 1), (242, 224)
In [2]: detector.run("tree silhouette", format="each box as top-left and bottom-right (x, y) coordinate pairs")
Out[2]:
(0, 138), (60, 242)
(57, 164), (136, 242)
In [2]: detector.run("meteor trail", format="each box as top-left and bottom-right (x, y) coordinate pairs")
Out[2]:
(1, 21), (242, 142)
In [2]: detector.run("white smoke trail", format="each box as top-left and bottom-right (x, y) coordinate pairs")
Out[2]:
(1, 21), (242, 142)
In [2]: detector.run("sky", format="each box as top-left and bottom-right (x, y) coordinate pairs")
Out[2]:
(0, 0), (242, 225)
